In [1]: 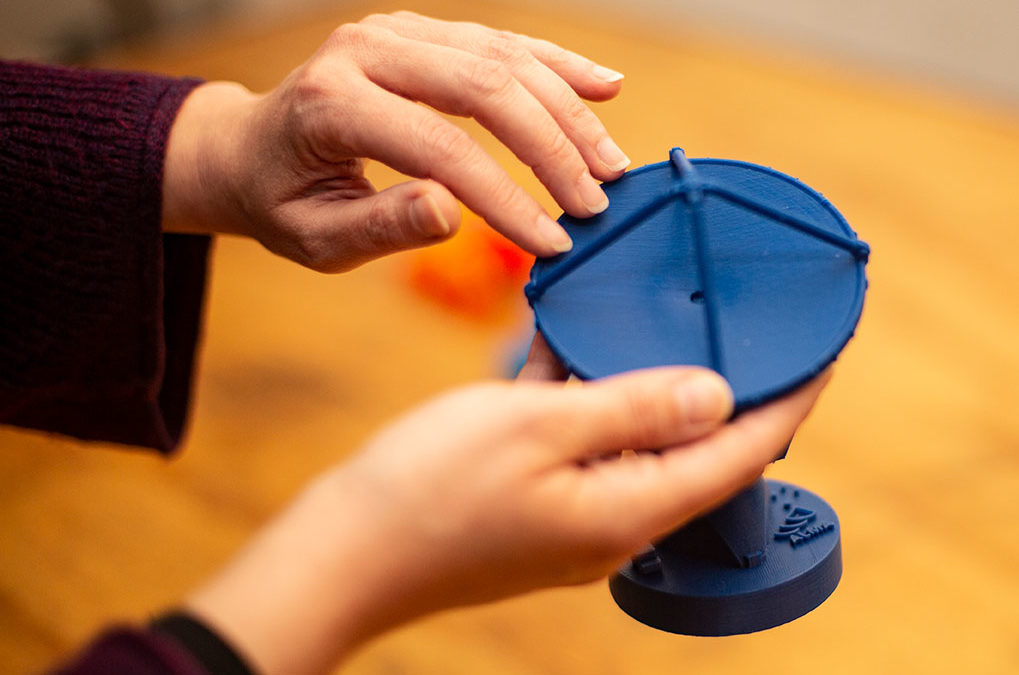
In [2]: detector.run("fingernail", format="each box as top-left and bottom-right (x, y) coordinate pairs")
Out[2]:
(597, 137), (630, 172)
(412, 194), (450, 237)
(676, 373), (732, 424)
(536, 213), (573, 253)
(592, 64), (624, 83)
(578, 173), (609, 214)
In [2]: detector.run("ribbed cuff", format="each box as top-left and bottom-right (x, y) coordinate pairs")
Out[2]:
(0, 61), (208, 453)
(151, 611), (255, 675)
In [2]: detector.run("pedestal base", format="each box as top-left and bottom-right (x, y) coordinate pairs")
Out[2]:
(609, 479), (841, 636)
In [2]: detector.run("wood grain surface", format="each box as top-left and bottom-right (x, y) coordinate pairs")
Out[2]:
(2, 0), (1017, 673)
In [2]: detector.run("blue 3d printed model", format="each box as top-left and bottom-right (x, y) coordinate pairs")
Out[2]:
(526, 148), (869, 635)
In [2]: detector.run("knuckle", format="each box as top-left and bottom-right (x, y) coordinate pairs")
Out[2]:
(537, 42), (572, 72)
(291, 232), (337, 273)
(485, 172), (527, 218)
(328, 21), (379, 50)
(415, 116), (472, 165)
(483, 35), (533, 67)
(282, 72), (351, 156)
(328, 22), (360, 45)
(291, 58), (333, 102)
(526, 403), (572, 440)
(358, 13), (391, 27)
(496, 29), (527, 44)
(462, 57), (516, 99)
(558, 92), (595, 130)
(276, 215), (354, 274)
(547, 124), (576, 157)
(390, 9), (420, 21)
(619, 387), (676, 449)
(531, 129), (576, 174)
(502, 387), (572, 440)
(360, 198), (400, 251)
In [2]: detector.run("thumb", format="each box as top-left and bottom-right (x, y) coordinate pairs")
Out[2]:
(308, 180), (461, 272)
(546, 367), (735, 461)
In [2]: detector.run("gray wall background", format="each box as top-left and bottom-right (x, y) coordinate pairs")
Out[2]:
(2, 0), (1018, 106)
(597, 0), (1019, 106)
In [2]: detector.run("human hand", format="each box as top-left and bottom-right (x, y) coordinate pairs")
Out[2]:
(162, 11), (631, 271)
(516, 329), (573, 381)
(185, 367), (828, 675)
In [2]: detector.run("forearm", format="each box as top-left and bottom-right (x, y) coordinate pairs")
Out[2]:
(183, 469), (428, 675)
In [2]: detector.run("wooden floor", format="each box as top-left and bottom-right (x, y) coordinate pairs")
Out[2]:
(2, 0), (1018, 672)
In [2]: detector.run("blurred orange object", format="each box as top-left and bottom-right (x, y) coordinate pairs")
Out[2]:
(406, 212), (534, 319)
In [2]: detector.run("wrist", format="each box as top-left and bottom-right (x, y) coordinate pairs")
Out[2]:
(182, 467), (421, 675)
(162, 81), (258, 236)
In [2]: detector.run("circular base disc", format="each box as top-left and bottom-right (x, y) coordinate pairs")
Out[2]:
(609, 479), (841, 636)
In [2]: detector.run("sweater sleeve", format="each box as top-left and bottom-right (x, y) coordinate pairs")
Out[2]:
(50, 627), (210, 675)
(0, 61), (210, 454)
(50, 613), (255, 675)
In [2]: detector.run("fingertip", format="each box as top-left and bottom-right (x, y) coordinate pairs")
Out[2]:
(535, 213), (573, 254)
(591, 64), (624, 83)
(579, 64), (624, 102)
(596, 137), (630, 174)
(413, 182), (462, 238)
(577, 173), (609, 215)
(411, 194), (451, 237)
(674, 369), (734, 425)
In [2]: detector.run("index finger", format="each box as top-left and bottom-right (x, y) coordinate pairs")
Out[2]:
(337, 81), (574, 256)
(364, 12), (625, 100)
(360, 13), (629, 181)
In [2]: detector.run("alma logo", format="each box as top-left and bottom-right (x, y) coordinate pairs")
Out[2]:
(774, 506), (835, 548)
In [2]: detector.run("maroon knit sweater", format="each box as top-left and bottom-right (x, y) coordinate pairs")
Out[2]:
(0, 60), (209, 453)
(1, 62), (250, 674)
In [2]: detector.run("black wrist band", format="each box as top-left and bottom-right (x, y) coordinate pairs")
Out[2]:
(151, 610), (255, 675)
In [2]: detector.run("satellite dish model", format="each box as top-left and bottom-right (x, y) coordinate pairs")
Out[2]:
(526, 148), (869, 635)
